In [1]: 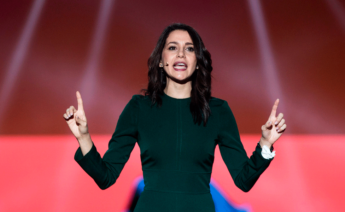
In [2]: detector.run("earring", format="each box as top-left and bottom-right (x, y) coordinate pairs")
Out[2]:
(159, 63), (163, 67)
(196, 65), (199, 70)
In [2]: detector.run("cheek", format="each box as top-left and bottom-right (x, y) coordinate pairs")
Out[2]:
(189, 54), (197, 63)
(189, 56), (197, 67)
(161, 51), (171, 62)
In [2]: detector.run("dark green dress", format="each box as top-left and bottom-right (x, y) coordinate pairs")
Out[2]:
(74, 93), (273, 212)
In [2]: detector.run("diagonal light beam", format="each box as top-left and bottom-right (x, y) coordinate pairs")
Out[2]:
(0, 0), (46, 125)
(247, 0), (284, 104)
(326, 0), (345, 32)
(79, 0), (115, 107)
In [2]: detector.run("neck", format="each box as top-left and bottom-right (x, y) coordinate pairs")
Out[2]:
(164, 77), (192, 99)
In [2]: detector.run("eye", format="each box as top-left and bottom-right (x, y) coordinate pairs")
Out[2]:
(168, 46), (176, 50)
(186, 47), (195, 52)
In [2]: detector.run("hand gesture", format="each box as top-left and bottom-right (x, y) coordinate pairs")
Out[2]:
(63, 91), (89, 139)
(260, 99), (286, 148)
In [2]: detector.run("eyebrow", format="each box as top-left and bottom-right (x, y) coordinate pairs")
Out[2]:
(167, 41), (194, 46)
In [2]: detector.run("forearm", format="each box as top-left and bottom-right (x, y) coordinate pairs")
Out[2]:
(233, 143), (273, 192)
(74, 142), (116, 190)
(77, 133), (93, 156)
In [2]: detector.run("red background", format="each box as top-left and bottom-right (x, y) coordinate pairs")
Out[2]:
(1, 135), (344, 211)
(0, 0), (344, 211)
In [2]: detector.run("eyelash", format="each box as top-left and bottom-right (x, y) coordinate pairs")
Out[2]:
(186, 47), (195, 52)
(168, 46), (195, 52)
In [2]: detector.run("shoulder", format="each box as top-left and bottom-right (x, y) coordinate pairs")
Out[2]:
(128, 94), (152, 108)
(131, 94), (151, 102)
(120, 94), (150, 116)
(209, 96), (236, 120)
(209, 96), (230, 110)
(209, 97), (237, 124)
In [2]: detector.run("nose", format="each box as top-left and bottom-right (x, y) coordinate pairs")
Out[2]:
(177, 48), (185, 58)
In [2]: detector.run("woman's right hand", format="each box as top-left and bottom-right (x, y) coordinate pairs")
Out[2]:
(63, 91), (89, 140)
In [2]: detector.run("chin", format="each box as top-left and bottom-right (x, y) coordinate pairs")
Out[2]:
(176, 75), (188, 80)
(168, 74), (192, 84)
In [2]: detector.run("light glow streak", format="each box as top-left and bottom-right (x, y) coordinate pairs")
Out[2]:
(80, 0), (115, 107)
(247, 0), (283, 104)
(326, 0), (345, 32)
(0, 0), (45, 125)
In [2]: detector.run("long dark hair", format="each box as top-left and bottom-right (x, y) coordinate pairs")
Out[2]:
(141, 23), (213, 126)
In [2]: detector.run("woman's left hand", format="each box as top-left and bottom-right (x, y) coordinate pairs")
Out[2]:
(259, 99), (286, 149)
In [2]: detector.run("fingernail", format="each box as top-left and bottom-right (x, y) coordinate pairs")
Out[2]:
(268, 121), (271, 125)
(275, 121), (278, 125)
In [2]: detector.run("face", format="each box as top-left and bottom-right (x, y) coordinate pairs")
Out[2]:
(161, 30), (197, 82)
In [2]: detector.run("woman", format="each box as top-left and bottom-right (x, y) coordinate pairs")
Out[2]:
(63, 23), (286, 212)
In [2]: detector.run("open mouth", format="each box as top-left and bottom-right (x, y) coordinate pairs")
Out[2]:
(173, 62), (187, 71)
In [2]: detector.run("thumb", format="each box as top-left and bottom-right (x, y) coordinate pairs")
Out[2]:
(262, 120), (272, 131)
(75, 115), (87, 126)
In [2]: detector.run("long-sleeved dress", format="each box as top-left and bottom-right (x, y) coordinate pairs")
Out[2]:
(74, 92), (273, 212)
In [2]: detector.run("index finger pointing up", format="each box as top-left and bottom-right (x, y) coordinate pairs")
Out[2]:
(270, 99), (279, 118)
(76, 91), (84, 111)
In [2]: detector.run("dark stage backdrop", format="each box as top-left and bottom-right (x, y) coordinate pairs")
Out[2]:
(0, 0), (344, 134)
(0, 0), (344, 212)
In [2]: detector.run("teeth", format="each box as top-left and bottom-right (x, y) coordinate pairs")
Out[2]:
(174, 66), (186, 69)
(174, 63), (186, 68)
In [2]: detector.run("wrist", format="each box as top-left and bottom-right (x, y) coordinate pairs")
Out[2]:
(259, 137), (272, 149)
(77, 133), (93, 156)
(77, 133), (91, 143)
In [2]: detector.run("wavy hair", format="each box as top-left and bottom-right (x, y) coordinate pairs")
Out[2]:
(141, 23), (213, 126)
